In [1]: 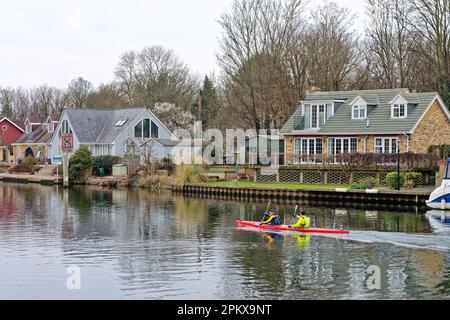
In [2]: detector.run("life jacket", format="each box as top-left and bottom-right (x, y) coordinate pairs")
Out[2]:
(271, 215), (282, 225)
(304, 216), (311, 228)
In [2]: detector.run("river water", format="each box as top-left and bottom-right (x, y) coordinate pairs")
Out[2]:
(0, 182), (449, 300)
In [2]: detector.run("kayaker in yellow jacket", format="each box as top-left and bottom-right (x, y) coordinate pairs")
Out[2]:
(289, 211), (311, 229)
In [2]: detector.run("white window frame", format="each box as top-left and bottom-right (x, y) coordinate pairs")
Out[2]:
(352, 105), (367, 119)
(374, 137), (398, 154)
(328, 137), (358, 155)
(294, 138), (323, 164)
(390, 95), (408, 119)
(391, 103), (407, 118)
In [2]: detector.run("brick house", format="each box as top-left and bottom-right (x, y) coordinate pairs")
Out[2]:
(0, 115), (25, 163)
(280, 88), (450, 165)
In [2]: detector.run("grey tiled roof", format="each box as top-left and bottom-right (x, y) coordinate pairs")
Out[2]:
(281, 89), (444, 135)
(65, 108), (147, 143)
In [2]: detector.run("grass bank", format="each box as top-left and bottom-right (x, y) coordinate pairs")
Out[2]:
(206, 181), (351, 190)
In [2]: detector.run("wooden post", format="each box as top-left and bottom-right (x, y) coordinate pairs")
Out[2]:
(63, 151), (69, 187)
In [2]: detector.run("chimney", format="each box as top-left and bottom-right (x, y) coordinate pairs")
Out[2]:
(67, 103), (76, 109)
(306, 79), (321, 95)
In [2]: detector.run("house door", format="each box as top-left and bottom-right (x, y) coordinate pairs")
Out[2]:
(25, 147), (34, 158)
(1, 148), (6, 162)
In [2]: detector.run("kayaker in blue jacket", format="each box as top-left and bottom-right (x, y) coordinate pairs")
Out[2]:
(260, 210), (282, 226)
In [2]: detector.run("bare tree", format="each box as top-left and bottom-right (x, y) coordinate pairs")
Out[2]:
(68, 77), (93, 108)
(114, 46), (199, 111)
(86, 82), (129, 109)
(410, 0), (450, 104)
(366, 0), (417, 89)
(306, 1), (363, 91)
(217, 0), (307, 130)
(0, 88), (15, 117)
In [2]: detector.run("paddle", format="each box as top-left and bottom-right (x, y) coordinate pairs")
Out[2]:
(289, 204), (299, 225)
(260, 202), (272, 223)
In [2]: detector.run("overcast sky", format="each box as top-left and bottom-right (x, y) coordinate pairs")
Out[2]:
(0, 0), (367, 88)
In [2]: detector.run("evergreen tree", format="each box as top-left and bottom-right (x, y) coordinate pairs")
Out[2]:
(192, 76), (221, 128)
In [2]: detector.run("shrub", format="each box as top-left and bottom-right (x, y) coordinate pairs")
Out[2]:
(429, 145), (450, 159)
(156, 157), (176, 175)
(92, 155), (121, 176)
(69, 146), (93, 183)
(404, 172), (423, 189)
(175, 165), (204, 185)
(9, 164), (34, 174)
(358, 177), (379, 189)
(351, 184), (368, 190)
(138, 175), (170, 191)
(385, 172), (406, 189)
(23, 156), (36, 170)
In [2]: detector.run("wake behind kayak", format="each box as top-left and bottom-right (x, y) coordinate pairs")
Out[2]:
(236, 220), (350, 235)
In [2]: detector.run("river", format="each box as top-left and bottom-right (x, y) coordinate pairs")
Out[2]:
(0, 182), (449, 299)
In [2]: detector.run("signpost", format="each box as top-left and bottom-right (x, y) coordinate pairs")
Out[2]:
(53, 155), (62, 177)
(61, 134), (74, 187)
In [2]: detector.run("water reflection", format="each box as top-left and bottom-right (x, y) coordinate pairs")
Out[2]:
(0, 182), (449, 299)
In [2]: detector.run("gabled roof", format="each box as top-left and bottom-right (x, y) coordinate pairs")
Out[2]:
(0, 116), (25, 132)
(27, 116), (48, 124)
(14, 125), (53, 144)
(63, 107), (157, 144)
(281, 89), (448, 135)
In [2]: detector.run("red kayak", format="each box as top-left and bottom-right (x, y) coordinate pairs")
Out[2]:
(236, 220), (350, 235)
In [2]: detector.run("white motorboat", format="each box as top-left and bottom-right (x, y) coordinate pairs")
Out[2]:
(426, 158), (450, 209)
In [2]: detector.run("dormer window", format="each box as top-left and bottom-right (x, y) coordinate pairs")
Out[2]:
(25, 122), (32, 134)
(392, 103), (406, 118)
(390, 95), (408, 118)
(350, 96), (367, 119)
(352, 105), (367, 119)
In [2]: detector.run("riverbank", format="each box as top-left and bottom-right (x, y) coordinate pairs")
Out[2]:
(172, 183), (433, 207)
(0, 173), (62, 185)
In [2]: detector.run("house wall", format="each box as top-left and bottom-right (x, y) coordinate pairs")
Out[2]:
(113, 109), (173, 158)
(284, 134), (411, 165)
(0, 119), (24, 146)
(50, 112), (81, 164)
(13, 144), (48, 162)
(0, 119), (24, 162)
(409, 100), (450, 153)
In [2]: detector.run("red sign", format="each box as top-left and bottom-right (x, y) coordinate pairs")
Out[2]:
(62, 134), (74, 150)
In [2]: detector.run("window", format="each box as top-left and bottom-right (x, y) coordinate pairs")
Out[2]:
(328, 138), (358, 155)
(143, 119), (151, 138)
(26, 123), (32, 134)
(311, 105), (318, 128)
(151, 121), (159, 139)
(294, 138), (323, 163)
(2, 126), (7, 131)
(48, 123), (54, 133)
(115, 119), (128, 127)
(352, 105), (367, 119)
(392, 104), (406, 118)
(134, 121), (143, 138)
(375, 138), (398, 154)
(306, 104), (333, 129)
(61, 120), (72, 135)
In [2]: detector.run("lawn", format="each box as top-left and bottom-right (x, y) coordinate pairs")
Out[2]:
(207, 181), (351, 190)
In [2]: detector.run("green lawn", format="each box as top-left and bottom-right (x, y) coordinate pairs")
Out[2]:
(207, 181), (351, 190)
